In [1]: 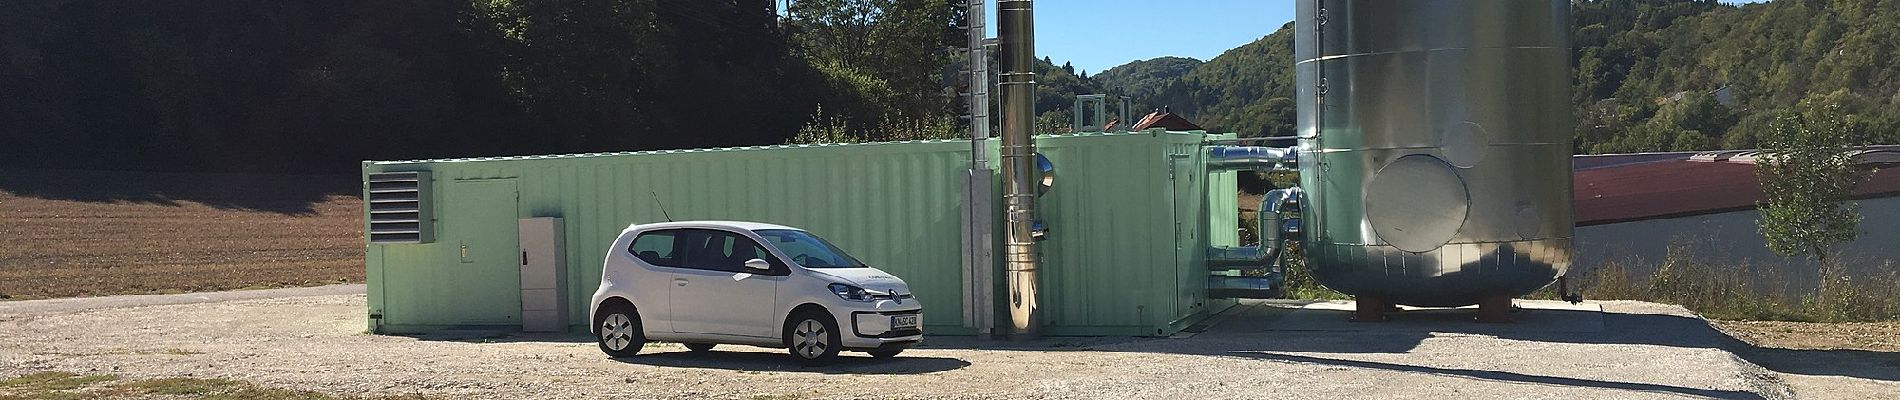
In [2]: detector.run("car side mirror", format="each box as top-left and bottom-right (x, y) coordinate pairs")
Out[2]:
(743, 258), (772, 272)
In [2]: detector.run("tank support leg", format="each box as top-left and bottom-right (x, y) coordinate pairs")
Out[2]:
(1352, 295), (1388, 322)
(1475, 295), (1515, 323)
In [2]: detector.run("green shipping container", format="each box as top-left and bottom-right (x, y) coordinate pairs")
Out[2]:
(362, 130), (1238, 336)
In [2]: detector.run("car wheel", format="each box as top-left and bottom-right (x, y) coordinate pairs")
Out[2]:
(595, 303), (644, 358)
(785, 310), (841, 365)
(683, 343), (716, 352)
(868, 348), (904, 358)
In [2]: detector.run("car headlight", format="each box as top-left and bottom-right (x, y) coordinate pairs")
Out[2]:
(829, 283), (888, 302)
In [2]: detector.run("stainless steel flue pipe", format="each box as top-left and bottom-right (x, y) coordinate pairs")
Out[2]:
(997, 0), (1040, 339)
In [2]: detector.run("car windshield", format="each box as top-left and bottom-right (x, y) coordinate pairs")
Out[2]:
(755, 229), (867, 269)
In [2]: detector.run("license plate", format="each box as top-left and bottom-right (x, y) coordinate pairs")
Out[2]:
(890, 314), (919, 330)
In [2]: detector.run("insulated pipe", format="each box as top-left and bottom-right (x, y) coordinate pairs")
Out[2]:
(1207, 145), (1303, 300)
(1206, 188), (1302, 299)
(997, 0), (1040, 339)
(1208, 187), (1302, 269)
(1208, 146), (1298, 171)
(1206, 145), (1300, 269)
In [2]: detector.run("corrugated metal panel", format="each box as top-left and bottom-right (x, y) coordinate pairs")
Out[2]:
(366, 131), (1232, 335)
(1034, 133), (1174, 334)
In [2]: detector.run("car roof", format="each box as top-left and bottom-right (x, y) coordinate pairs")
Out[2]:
(626, 220), (801, 233)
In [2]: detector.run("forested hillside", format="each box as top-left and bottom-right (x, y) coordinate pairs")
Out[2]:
(0, 0), (962, 172)
(1091, 0), (1900, 152)
(3, 0), (1897, 174)
(1571, 0), (1900, 152)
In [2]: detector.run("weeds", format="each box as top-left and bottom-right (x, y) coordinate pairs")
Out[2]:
(1279, 242), (1349, 301)
(0, 372), (430, 400)
(788, 105), (959, 145)
(0, 372), (117, 392)
(1555, 241), (1900, 322)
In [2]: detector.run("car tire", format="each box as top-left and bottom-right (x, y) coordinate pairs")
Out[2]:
(868, 348), (904, 358)
(683, 343), (716, 352)
(595, 303), (645, 358)
(784, 309), (842, 366)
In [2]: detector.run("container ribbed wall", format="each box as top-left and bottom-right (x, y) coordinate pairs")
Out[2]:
(364, 130), (1237, 336)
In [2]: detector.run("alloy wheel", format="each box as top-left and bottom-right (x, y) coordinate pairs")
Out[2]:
(600, 314), (634, 351)
(792, 319), (828, 359)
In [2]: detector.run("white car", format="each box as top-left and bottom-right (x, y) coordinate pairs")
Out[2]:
(589, 221), (923, 365)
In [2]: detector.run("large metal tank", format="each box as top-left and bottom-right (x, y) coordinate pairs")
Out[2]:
(1294, 0), (1574, 307)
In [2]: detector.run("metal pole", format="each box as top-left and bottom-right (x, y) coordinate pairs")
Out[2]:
(997, 0), (1039, 339)
(969, 0), (991, 166)
(960, 0), (996, 338)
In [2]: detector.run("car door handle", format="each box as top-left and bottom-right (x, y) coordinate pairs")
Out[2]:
(674, 278), (689, 287)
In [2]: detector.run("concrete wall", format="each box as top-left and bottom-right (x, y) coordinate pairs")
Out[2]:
(1575, 196), (1900, 285)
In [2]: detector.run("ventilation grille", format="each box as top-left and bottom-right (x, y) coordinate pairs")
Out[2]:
(367, 171), (432, 244)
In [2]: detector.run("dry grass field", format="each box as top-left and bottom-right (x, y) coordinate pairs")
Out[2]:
(0, 168), (362, 300)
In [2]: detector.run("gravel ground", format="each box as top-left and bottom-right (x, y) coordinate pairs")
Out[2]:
(2, 290), (1893, 399)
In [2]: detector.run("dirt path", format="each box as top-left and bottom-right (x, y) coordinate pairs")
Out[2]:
(4, 292), (1876, 399)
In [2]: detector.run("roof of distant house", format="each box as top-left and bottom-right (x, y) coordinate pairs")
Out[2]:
(1131, 109), (1204, 131)
(1573, 154), (1900, 226)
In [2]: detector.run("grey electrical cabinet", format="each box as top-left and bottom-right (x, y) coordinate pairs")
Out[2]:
(518, 217), (568, 332)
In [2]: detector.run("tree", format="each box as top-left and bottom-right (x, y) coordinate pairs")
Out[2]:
(1755, 101), (1872, 265)
(788, 0), (956, 130)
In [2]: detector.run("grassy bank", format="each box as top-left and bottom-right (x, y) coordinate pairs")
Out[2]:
(0, 371), (426, 400)
(1555, 244), (1900, 322)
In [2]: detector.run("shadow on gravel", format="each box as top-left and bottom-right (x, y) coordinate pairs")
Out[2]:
(1496, 313), (1900, 384)
(1181, 303), (1898, 390)
(914, 302), (1890, 397)
(399, 331), (971, 374)
(1230, 352), (1768, 400)
(615, 351), (970, 375)
(399, 331), (590, 343)
(0, 168), (357, 215)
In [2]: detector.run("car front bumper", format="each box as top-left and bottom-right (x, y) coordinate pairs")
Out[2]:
(833, 299), (923, 349)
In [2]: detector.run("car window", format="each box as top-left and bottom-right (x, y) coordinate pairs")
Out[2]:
(756, 229), (867, 269)
(678, 229), (774, 273)
(627, 230), (682, 267)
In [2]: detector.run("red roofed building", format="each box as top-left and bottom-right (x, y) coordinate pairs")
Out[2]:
(1131, 108), (1205, 131)
(1570, 147), (1900, 281)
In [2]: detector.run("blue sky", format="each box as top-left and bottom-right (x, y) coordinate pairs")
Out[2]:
(1032, 0), (1292, 74)
(1030, 0), (1771, 74)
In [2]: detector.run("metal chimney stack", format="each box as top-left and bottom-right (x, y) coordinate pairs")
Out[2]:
(997, 0), (1040, 339)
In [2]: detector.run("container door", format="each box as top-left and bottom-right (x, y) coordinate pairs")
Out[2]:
(438, 179), (523, 325)
(1169, 153), (1206, 321)
(1166, 154), (1196, 320)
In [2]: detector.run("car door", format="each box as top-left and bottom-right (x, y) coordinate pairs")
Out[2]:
(623, 229), (686, 333)
(668, 228), (783, 338)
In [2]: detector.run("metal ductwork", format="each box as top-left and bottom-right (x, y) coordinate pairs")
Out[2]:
(1205, 145), (1304, 299)
(1207, 187), (1302, 299)
(997, 0), (1040, 339)
(1208, 146), (1299, 172)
